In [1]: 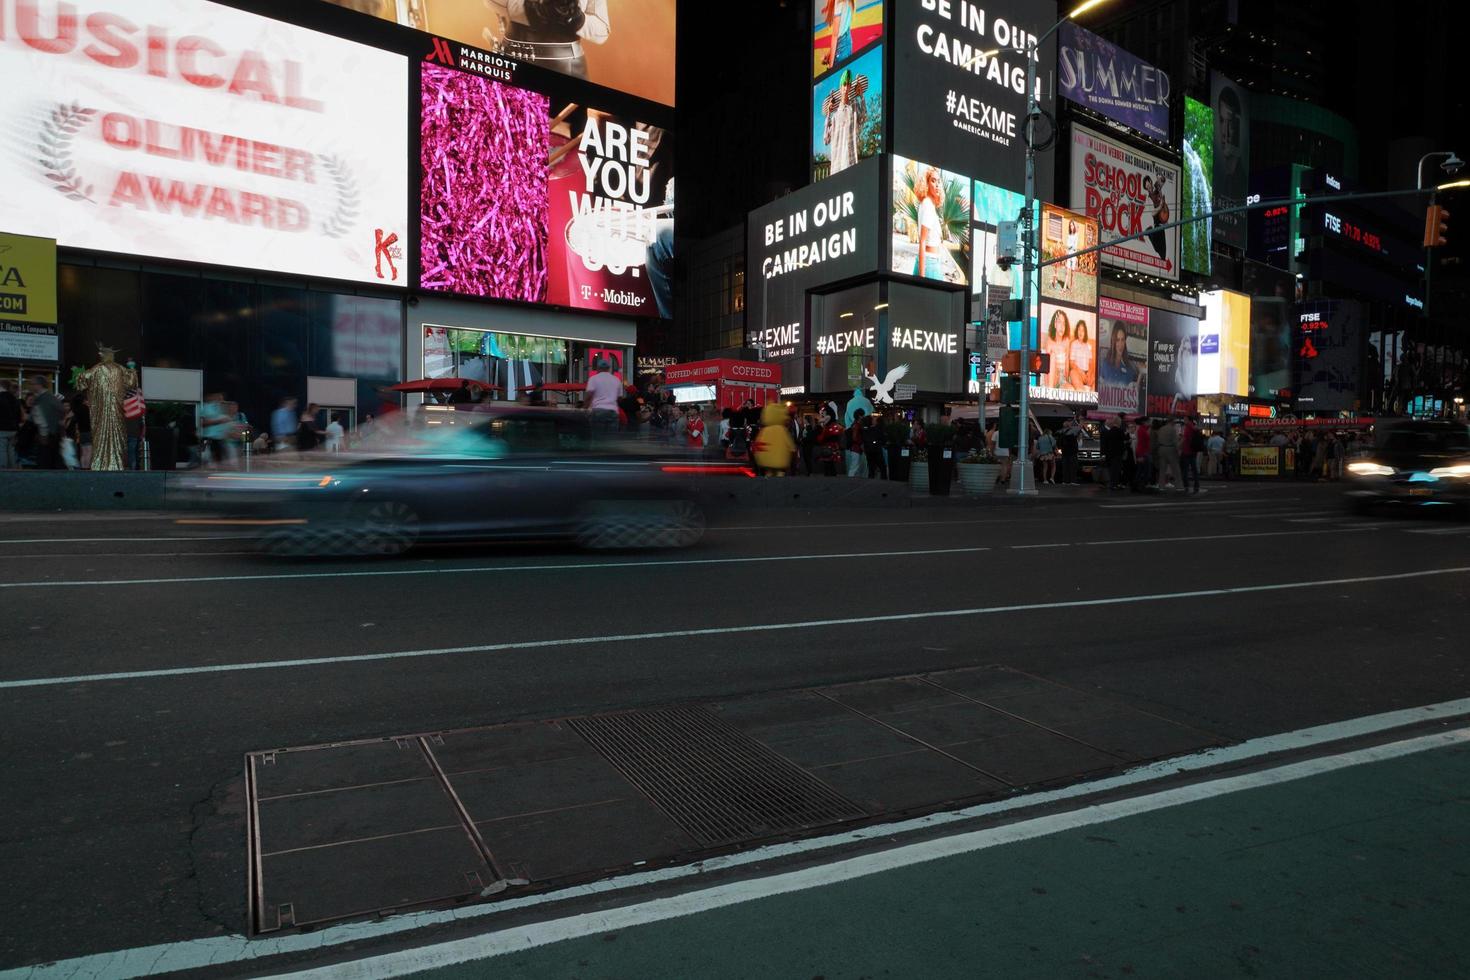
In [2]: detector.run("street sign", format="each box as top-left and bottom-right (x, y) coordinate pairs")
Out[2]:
(895, 383), (918, 401)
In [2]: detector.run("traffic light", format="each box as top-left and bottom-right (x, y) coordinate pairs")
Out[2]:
(1424, 204), (1450, 247)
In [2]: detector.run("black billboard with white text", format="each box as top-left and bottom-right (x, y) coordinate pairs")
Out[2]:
(891, 0), (1057, 192)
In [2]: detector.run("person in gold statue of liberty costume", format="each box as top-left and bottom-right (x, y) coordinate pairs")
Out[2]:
(75, 344), (138, 471)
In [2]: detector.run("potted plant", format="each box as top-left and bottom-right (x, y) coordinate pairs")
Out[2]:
(908, 446), (929, 493)
(925, 423), (955, 495)
(957, 446), (1002, 495)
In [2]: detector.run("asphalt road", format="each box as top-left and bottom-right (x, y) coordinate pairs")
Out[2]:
(2, 481), (1469, 973)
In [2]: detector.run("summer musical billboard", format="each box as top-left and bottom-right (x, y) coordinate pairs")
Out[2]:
(1057, 22), (1170, 140)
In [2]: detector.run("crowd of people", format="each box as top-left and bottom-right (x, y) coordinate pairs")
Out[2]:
(0, 375), (144, 471)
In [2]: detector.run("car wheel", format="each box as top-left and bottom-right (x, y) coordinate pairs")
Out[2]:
(577, 500), (705, 550)
(357, 500), (421, 556)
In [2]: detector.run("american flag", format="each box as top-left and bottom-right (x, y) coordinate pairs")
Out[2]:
(123, 389), (145, 420)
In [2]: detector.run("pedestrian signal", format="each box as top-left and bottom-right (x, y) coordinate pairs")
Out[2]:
(1000, 351), (1050, 375)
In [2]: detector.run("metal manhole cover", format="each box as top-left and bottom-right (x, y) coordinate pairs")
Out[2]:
(569, 705), (865, 847)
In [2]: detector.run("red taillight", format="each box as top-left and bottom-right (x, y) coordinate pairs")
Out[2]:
(661, 465), (757, 478)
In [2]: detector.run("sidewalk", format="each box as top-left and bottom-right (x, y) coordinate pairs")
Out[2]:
(381, 735), (1470, 979)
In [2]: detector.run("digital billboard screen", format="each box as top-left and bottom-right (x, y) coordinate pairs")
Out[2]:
(885, 282), (965, 396)
(1147, 309), (1199, 413)
(1070, 124), (1180, 281)
(420, 58), (673, 318)
(1057, 22), (1170, 140)
(1198, 288), (1250, 397)
(1036, 301), (1097, 405)
(747, 156), (884, 388)
(813, 0), (884, 79)
(813, 44), (884, 180)
(972, 179), (1037, 350)
(1181, 96), (1213, 275)
(1295, 299), (1362, 412)
(1039, 204), (1098, 307)
(320, 0), (676, 106)
(891, 0), (1057, 191)
(0, 0), (410, 286)
(1210, 72), (1250, 249)
(891, 156), (970, 285)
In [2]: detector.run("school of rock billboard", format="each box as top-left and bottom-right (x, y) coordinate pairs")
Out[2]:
(891, 0), (1057, 192)
(0, 0), (410, 286)
(746, 155), (885, 390)
(1070, 124), (1180, 281)
(1056, 21), (1170, 141)
(419, 51), (674, 318)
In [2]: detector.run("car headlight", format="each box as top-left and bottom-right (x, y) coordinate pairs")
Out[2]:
(1428, 463), (1470, 478)
(1347, 461), (1394, 477)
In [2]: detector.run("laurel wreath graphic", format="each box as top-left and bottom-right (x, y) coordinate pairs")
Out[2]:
(319, 154), (361, 239)
(39, 102), (97, 203)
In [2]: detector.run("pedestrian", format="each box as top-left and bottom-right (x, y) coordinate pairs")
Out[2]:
(1182, 417), (1204, 494)
(815, 406), (843, 476)
(201, 392), (236, 467)
(324, 413), (346, 452)
(1312, 432), (1329, 481)
(296, 402), (324, 453)
(1101, 413), (1128, 490)
(585, 359), (622, 435)
(1155, 416), (1182, 490)
(27, 376), (63, 469)
(1035, 426), (1057, 484)
(684, 405), (706, 451)
(1222, 429), (1238, 480)
(911, 417), (928, 451)
(844, 409), (866, 477)
(799, 414), (818, 475)
(70, 393), (92, 469)
(754, 402), (796, 476)
(270, 396), (298, 449)
(1207, 429), (1226, 479)
(863, 414), (888, 479)
(1058, 417), (1082, 484)
(0, 380), (20, 469)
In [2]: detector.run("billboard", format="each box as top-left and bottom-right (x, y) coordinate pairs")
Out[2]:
(972, 180), (1038, 350)
(813, 44), (884, 179)
(1039, 204), (1098, 307)
(0, 232), (58, 325)
(747, 156), (885, 388)
(1071, 125), (1180, 281)
(813, 0), (884, 79)
(891, 0), (1057, 191)
(1210, 72), (1250, 249)
(1197, 289), (1250, 396)
(420, 60), (673, 318)
(1057, 22), (1170, 141)
(1097, 297), (1148, 415)
(1181, 96), (1213, 275)
(885, 283), (965, 396)
(1036, 301), (1097, 404)
(319, 0), (676, 106)
(891, 156), (970, 285)
(1146, 309), (1199, 412)
(1242, 261), (1294, 399)
(0, 0), (409, 286)
(1295, 299), (1362, 412)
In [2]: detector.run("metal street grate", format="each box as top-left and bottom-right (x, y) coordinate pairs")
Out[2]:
(569, 705), (866, 847)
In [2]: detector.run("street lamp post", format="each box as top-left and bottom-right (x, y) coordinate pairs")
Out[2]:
(1013, 0), (1108, 495)
(1415, 151), (1462, 324)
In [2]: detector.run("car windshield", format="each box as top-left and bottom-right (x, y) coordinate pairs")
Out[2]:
(1375, 423), (1470, 453)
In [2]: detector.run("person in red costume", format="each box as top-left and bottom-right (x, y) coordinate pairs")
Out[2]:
(815, 405), (844, 477)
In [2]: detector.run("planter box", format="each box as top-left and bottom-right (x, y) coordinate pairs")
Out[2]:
(958, 462), (1001, 495)
(909, 460), (930, 494)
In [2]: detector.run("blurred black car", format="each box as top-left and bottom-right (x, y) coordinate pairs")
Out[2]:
(1344, 419), (1470, 513)
(183, 407), (752, 555)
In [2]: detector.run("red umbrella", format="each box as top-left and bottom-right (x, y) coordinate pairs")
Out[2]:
(386, 379), (504, 394)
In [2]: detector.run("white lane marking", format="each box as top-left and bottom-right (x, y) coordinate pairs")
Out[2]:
(1406, 526), (1470, 535)
(4, 565), (1466, 691)
(0, 546), (991, 591)
(269, 728), (1470, 980)
(1100, 497), (1292, 510)
(1286, 517), (1337, 524)
(1082, 527), (1375, 547)
(0, 551), (255, 560)
(1010, 543), (1070, 549)
(12, 699), (1469, 980)
(0, 535), (252, 545)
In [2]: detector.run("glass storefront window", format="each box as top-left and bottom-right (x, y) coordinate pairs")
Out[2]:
(424, 328), (571, 396)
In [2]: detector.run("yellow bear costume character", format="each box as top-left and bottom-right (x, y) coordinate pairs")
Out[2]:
(752, 402), (796, 476)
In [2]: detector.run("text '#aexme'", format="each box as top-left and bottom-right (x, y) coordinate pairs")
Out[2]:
(762, 191), (859, 278)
